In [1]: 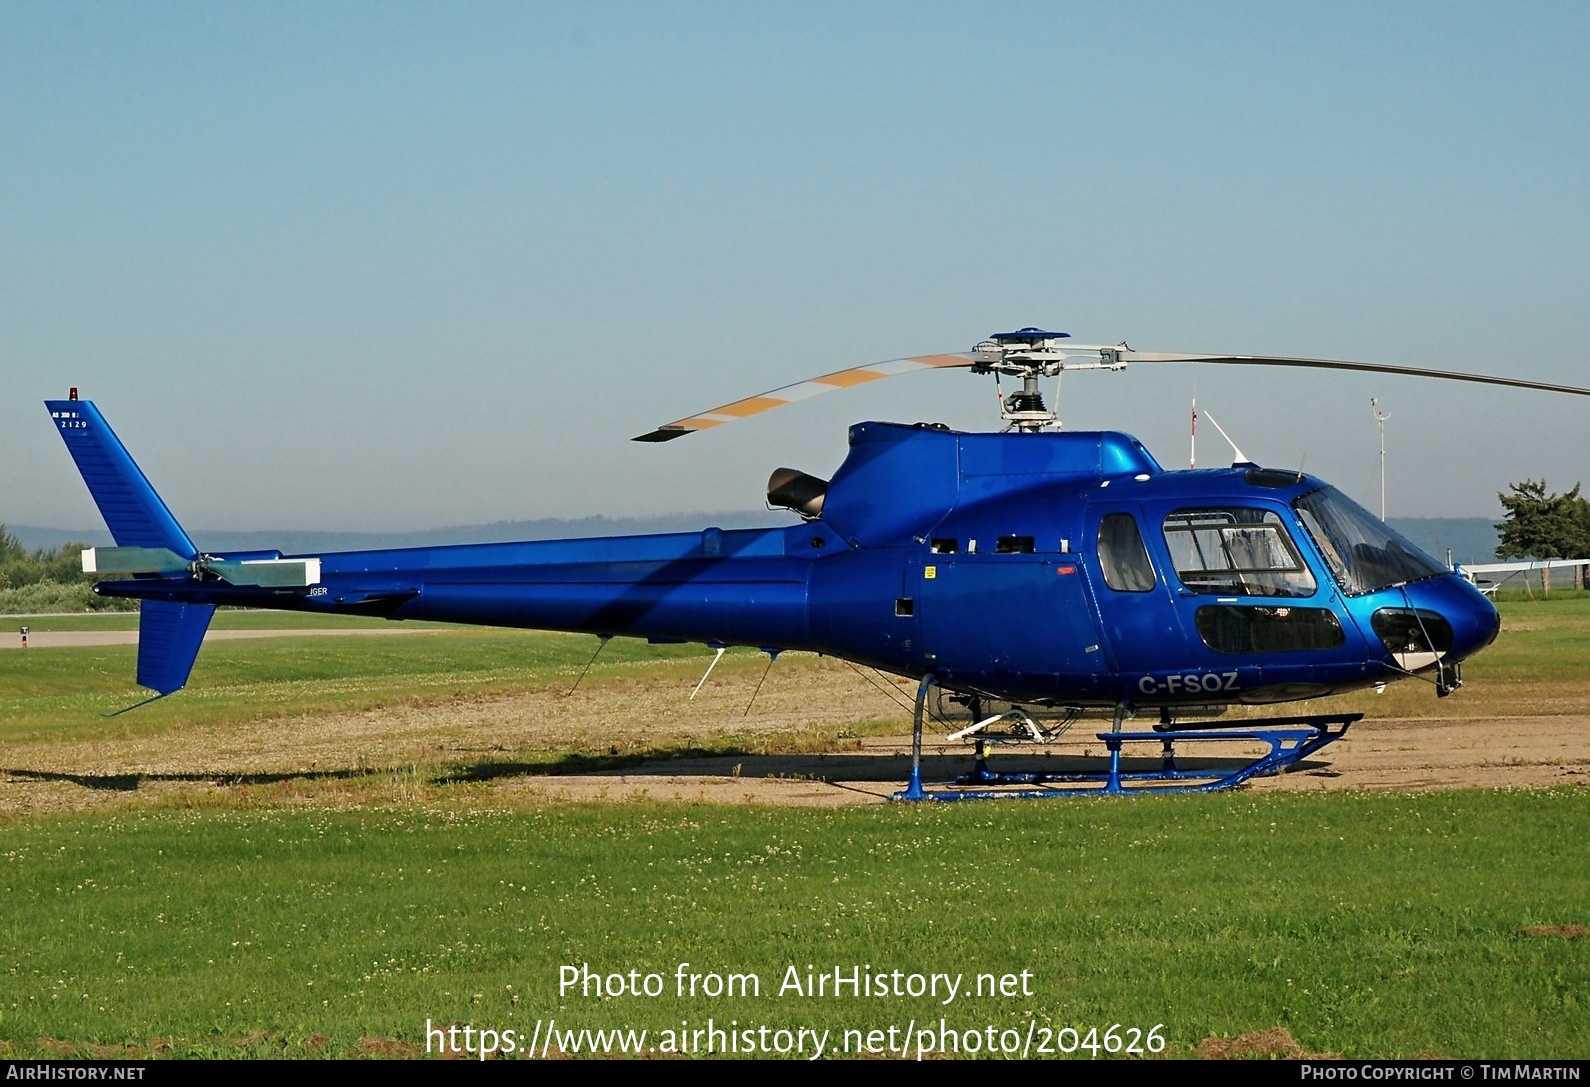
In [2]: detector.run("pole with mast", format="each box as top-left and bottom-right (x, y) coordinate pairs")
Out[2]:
(1371, 397), (1390, 520)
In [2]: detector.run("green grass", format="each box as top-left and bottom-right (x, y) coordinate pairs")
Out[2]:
(1, 598), (1587, 1059)
(0, 791), (1584, 1059)
(1483, 598), (1590, 685)
(2, 610), (464, 631)
(1490, 588), (1590, 605)
(0, 628), (709, 742)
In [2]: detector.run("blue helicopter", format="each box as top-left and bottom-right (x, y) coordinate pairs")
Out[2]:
(47, 328), (1590, 798)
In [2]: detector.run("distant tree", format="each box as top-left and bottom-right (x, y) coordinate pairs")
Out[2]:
(0, 525), (132, 611)
(0, 524), (29, 591)
(0, 524), (94, 591)
(0, 525), (20, 591)
(1495, 481), (1590, 592)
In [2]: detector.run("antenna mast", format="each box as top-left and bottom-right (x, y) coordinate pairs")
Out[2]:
(1371, 398), (1391, 519)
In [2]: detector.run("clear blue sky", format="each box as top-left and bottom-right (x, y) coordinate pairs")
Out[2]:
(5, 2), (1588, 532)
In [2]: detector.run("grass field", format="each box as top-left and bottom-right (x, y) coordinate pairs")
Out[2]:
(0, 620), (718, 743)
(1, 793), (1585, 1059)
(0, 599), (1586, 1059)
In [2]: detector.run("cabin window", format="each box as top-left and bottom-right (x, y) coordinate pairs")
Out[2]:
(930, 538), (958, 554)
(995, 535), (1036, 554)
(1196, 605), (1344, 653)
(1097, 513), (1156, 592)
(1162, 508), (1316, 597)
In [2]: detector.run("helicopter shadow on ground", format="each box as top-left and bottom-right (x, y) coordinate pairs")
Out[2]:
(0, 746), (1336, 799)
(3, 767), (373, 793)
(442, 747), (1337, 788)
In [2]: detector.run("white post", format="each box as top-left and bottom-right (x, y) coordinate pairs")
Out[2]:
(1371, 398), (1391, 520)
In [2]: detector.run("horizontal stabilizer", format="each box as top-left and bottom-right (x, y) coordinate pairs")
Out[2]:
(82, 546), (191, 576)
(206, 557), (322, 588)
(80, 548), (323, 588)
(136, 599), (216, 695)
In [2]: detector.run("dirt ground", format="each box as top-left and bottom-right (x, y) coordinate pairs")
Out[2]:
(498, 713), (1590, 806)
(3, 652), (1586, 814)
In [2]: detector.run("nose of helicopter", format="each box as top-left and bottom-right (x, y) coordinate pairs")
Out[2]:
(1364, 574), (1501, 669)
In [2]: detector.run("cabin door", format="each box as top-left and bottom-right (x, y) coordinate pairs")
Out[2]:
(1084, 503), (1191, 674)
(917, 552), (1102, 681)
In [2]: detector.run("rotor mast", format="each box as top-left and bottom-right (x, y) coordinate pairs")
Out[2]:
(971, 328), (1126, 432)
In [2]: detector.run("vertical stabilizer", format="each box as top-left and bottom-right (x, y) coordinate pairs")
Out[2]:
(136, 600), (215, 695)
(46, 399), (198, 559)
(48, 397), (211, 700)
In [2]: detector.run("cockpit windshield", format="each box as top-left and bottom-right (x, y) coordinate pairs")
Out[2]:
(1293, 486), (1448, 596)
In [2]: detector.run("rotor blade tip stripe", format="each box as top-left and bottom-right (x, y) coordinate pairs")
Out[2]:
(636, 350), (974, 440)
(712, 396), (789, 419)
(813, 369), (889, 389)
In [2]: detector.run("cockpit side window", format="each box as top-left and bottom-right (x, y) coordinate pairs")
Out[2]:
(1162, 508), (1316, 598)
(1097, 513), (1157, 592)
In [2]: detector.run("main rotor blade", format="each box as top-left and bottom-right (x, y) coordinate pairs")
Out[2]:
(1119, 352), (1590, 398)
(633, 353), (975, 442)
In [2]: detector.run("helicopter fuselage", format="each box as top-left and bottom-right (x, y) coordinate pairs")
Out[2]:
(89, 418), (1500, 709)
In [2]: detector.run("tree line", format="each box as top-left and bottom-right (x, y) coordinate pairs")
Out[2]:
(0, 527), (95, 588)
(0, 526), (133, 612)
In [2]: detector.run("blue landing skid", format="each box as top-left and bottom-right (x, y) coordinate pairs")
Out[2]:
(890, 713), (1360, 801)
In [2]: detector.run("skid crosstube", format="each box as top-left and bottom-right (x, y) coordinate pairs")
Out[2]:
(892, 712), (1360, 801)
